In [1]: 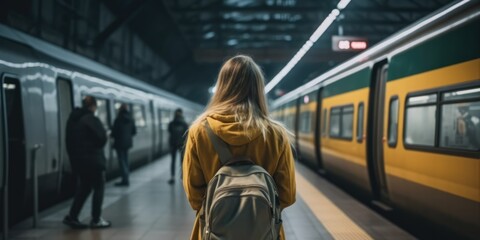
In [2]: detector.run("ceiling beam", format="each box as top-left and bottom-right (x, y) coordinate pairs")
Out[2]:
(171, 6), (435, 14)
(194, 48), (357, 63)
(93, 0), (150, 48)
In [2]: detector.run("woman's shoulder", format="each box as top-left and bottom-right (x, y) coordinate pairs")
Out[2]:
(266, 121), (291, 146)
(187, 119), (207, 139)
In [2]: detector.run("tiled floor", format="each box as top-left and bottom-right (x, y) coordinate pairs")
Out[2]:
(9, 156), (414, 240)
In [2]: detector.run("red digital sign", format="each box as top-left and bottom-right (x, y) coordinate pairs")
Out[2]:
(332, 36), (368, 52)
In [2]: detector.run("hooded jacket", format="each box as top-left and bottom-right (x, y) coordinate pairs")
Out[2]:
(182, 114), (296, 240)
(66, 107), (107, 172)
(111, 109), (137, 150)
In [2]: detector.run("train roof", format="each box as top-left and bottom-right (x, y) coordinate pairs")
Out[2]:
(0, 23), (204, 112)
(271, 0), (478, 108)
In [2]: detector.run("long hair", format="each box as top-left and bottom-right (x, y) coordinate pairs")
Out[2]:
(193, 55), (278, 139)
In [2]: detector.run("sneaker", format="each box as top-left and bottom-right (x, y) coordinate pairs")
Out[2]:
(90, 217), (111, 228)
(167, 179), (175, 184)
(63, 215), (88, 229)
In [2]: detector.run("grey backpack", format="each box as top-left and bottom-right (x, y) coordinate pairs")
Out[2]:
(199, 122), (282, 240)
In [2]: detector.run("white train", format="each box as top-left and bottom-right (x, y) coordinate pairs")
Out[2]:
(0, 23), (203, 226)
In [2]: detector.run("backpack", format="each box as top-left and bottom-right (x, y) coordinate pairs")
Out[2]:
(199, 122), (282, 240)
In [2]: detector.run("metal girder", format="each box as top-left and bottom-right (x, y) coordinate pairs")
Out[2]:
(178, 19), (410, 26)
(92, 0), (150, 49)
(170, 6), (436, 14)
(193, 48), (354, 63)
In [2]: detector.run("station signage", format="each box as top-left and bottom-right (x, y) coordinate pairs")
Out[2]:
(332, 35), (368, 52)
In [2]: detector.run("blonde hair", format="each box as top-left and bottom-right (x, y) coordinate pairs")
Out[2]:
(193, 55), (278, 139)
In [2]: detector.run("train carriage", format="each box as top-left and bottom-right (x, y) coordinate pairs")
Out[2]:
(272, 1), (479, 238)
(0, 23), (203, 226)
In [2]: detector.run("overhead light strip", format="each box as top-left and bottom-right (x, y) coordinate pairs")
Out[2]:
(264, 0), (352, 94)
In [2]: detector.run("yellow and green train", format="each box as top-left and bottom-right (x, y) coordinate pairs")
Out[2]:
(271, 1), (479, 239)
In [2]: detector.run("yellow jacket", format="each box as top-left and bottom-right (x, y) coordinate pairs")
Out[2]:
(183, 114), (296, 240)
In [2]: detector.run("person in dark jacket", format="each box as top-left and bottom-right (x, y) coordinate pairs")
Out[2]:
(168, 108), (189, 184)
(63, 96), (111, 229)
(111, 103), (137, 186)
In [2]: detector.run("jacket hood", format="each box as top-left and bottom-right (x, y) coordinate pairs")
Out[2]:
(70, 107), (89, 122)
(206, 114), (261, 146)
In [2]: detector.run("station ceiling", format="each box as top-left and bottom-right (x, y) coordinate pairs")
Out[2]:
(93, 0), (456, 103)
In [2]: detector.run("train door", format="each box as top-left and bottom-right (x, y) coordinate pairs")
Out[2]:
(56, 78), (73, 194)
(367, 62), (390, 204)
(157, 109), (163, 155)
(2, 76), (27, 225)
(149, 101), (156, 159)
(315, 87), (324, 171)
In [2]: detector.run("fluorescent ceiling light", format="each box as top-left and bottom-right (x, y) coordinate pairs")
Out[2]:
(265, 1), (352, 93)
(337, 0), (351, 10)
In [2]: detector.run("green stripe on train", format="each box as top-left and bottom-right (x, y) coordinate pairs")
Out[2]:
(389, 20), (480, 81)
(323, 68), (371, 98)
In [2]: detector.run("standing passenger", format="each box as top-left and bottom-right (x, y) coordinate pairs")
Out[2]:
(111, 103), (137, 186)
(63, 96), (111, 229)
(168, 108), (189, 184)
(182, 55), (296, 240)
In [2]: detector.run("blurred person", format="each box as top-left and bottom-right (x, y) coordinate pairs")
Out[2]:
(63, 96), (111, 229)
(111, 103), (137, 186)
(182, 55), (296, 240)
(457, 105), (480, 148)
(168, 108), (189, 184)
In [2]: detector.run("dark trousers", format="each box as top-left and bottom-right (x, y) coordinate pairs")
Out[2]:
(170, 146), (184, 178)
(116, 149), (129, 184)
(69, 170), (105, 221)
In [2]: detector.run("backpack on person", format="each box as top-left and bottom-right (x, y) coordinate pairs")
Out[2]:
(199, 122), (282, 240)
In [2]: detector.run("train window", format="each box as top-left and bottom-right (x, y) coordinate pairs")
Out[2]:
(440, 87), (480, 150)
(132, 104), (146, 128)
(388, 97), (399, 147)
(161, 109), (171, 130)
(405, 94), (437, 147)
(407, 94), (437, 105)
(341, 106), (354, 139)
(329, 107), (341, 137)
(322, 109), (327, 137)
(356, 103), (364, 142)
(329, 105), (354, 140)
(299, 112), (312, 133)
(95, 98), (110, 129)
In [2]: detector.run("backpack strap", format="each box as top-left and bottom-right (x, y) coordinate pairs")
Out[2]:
(205, 120), (256, 166)
(205, 120), (232, 165)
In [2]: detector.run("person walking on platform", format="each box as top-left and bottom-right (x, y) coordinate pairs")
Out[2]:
(63, 96), (111, 229)
(168, 108), (189, 184)
(182, 55), (296, 240)
(111, 103), (137, 186)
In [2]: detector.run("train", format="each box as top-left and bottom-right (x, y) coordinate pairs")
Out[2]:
(0, 23), (203, 227)
(271, 1), (479, 239)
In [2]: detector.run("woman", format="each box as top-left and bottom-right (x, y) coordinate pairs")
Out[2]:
(182, 55), (296, 240)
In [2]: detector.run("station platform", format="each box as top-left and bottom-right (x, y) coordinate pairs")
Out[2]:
(8, 155), (414, 240)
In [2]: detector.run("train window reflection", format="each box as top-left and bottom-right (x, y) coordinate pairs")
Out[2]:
(443, 87), (480, 101)
(405, 105), (436, 146)
(329, 108), (341, 137)
(95, 98), (110, 129)
(407, 94), (437, 105)
(299, 112), (311, 133)
(356, 103), (364, 142)
(440, 102), (480, 150)
(342, 106), (353, 139)
(322, 109), (327, 137)
(388, 98), (399, 147)
(133, 104), (146, 128)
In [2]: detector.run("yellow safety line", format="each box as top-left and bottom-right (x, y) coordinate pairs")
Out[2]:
(296, 171), (373, 240)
